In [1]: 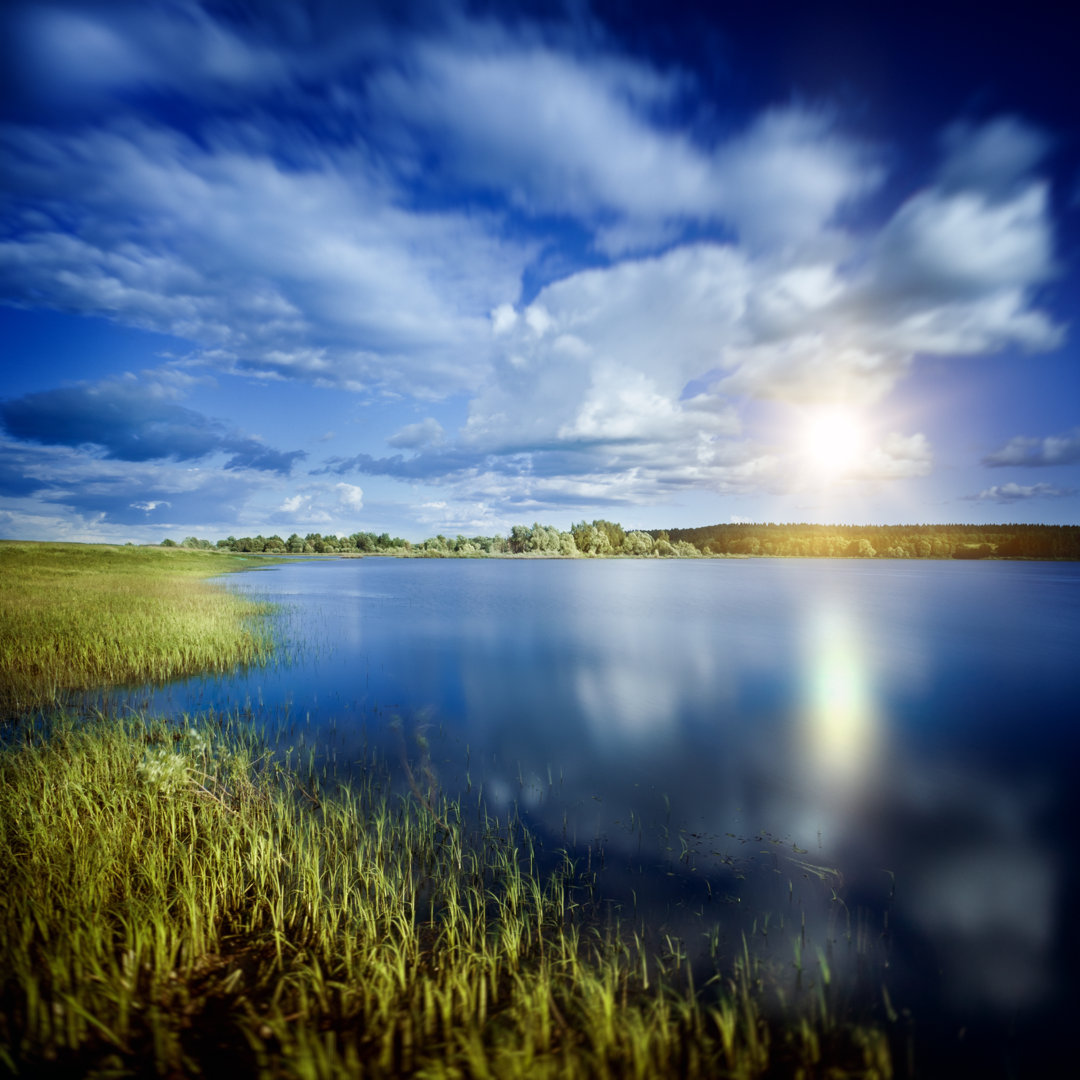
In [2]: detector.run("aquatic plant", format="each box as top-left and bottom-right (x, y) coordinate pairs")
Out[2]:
(0, 711), (894, 1078)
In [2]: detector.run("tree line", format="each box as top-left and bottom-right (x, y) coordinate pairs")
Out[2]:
(162, 531), (409, 554)
(161, 520), (1080, 560)
(656, 521), (1080, 560)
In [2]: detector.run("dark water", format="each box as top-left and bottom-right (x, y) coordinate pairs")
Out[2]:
(129, 557), (1080, 1075)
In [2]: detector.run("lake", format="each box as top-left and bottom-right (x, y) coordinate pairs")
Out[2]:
(124, 556), (1080, 1076)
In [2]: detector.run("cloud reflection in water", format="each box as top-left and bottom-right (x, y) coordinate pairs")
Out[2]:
(133, 558), (1076, 1046)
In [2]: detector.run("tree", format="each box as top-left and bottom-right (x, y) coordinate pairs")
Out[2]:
(592, 519), (626, 551)
(508, 525), (531, 554)
(847, 539), (876, 558)
(570, 521), (615, 556)
(622, 530), (655, 556)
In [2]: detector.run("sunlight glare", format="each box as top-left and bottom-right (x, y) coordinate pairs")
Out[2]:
(802, 407), (866, 478)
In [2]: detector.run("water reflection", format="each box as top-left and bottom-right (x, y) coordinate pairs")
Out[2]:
(799, 600), (882, 800)
(877, 757), (1059, 1012)
(120, 557), (1078, 1073)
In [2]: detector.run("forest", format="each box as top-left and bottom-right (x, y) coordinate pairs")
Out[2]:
(164, 521), (1080, 560)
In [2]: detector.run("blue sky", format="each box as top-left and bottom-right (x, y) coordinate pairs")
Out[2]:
(1, 0), (1078, 543)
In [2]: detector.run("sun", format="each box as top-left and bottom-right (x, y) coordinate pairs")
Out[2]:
(801, 406), (866, 478)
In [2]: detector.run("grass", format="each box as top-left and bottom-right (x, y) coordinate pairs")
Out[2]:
(0, 712), (894, 1078)
(0, 539), (895, 1076)
(0, 542), (276, 717)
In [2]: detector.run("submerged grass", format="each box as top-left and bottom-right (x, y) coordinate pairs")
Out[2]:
(0, 712), (894, 1078)
(0, 542), (275, 716)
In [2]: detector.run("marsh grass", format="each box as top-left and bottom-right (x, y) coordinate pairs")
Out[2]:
(0, 542), (275, 716)
(0, 711), (894, 1078)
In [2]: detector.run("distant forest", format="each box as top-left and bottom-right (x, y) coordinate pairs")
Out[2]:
(164, 521), (1080, 560)
(656, 522), (1080, 560)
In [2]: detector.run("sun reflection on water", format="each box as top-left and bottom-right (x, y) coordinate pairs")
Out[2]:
(799, 602), (881, 797)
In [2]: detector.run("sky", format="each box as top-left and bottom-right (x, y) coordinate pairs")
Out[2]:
(1, 0), (1078, 544)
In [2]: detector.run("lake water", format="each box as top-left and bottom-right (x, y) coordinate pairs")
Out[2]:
(127, 556), (1080, 1076)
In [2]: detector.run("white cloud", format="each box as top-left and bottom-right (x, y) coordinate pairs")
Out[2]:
(524, 303), (554, 337)
(869, 183), (1056, 304)
(969, 482), (1075, 503)
(712, 108), (881, 249)
(491, 303), (518, 334)
(447, 111), (1056, 506)
(983, 428), (1080, 467)
(370, 36), (713, 222)
(374, 38), (880, 254)
(0, 121), (528, 397)
(0, 0), (1068, 525)
(334, 482), (364, 509)
(387, 418), (446, 449)
(858, 432), (934, 481)
(274, 492), (333, 524)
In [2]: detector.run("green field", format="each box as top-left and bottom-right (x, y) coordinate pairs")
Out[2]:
(0, 542), (275, 717)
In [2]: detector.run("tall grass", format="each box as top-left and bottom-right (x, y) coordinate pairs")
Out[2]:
(0, 712), (893, 1078)
(0, 542), (275, 716)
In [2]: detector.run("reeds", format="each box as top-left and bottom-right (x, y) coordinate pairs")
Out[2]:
(0, 542), (275, 716)
(0, 711), (893, 1077)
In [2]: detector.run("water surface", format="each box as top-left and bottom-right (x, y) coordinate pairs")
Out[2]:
(129, 557), (1080, 1075)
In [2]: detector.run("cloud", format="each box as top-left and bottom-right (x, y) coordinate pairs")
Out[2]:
(853, 433), (933, 482)
(490, 303), (518, 335)
(938, 116), (1053, 200)
(0, 120), (528, 397)
(319, 105), (1058, 508)
(274, 493), (331, 525)
(371, 29), (880, 253)
(0, 0), (1069, 525)
(387, 418), (446, 449)
(7, 0), (295, 108)
(335, 482), (364, 510)
(709, 108), (881, 250)
(967, 482), (1076, 504)
(369, 33), (712, 223)
(983, 428), (1080, 467)
(22, 455), (255, 526)
(270, 481), (370, 525)
(866, 184), (1057, 315)
(0, 441), (57, 496)
(0, 375), (305, 473)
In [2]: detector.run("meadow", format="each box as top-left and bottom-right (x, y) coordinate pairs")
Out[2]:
(0, 543), (895, 1077)
(0, 542), (275, 717)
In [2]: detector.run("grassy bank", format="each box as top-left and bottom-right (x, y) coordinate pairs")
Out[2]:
(0, 542), (275, 717)
(0, 712), (893, 1078)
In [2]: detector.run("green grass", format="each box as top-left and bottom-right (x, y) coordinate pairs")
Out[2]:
(0, 712), (894, 1078)
(0, 540), (895, 1076)
(0, 542), (275, 717)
